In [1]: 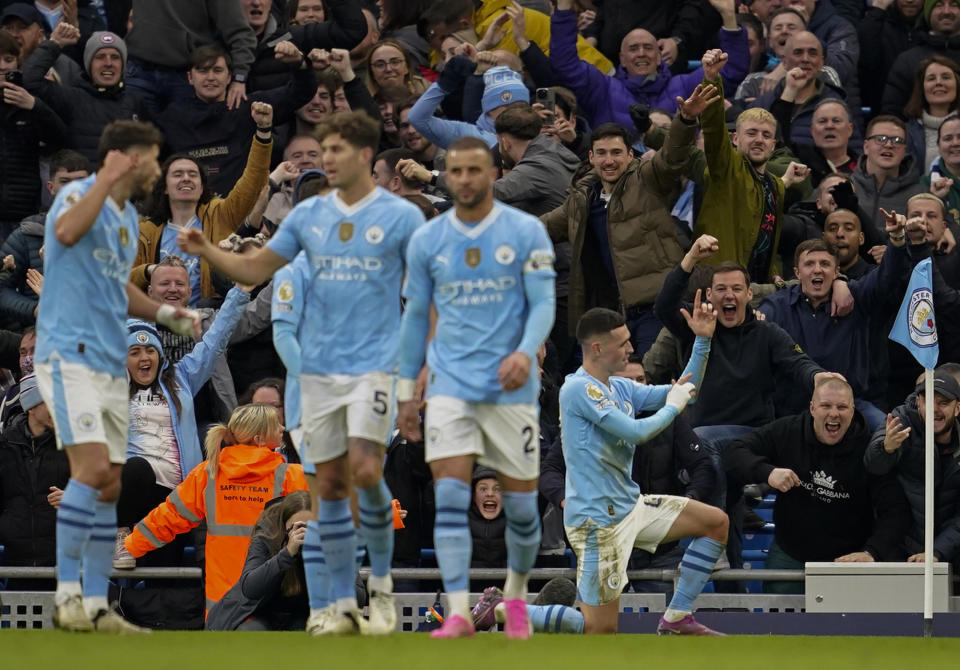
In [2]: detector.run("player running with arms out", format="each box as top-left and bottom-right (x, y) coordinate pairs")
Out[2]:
(178, 110), (426, 636)
(396, 136), (557, 639)
(552, 296), (729, 635)
(36, 120), (201, 633)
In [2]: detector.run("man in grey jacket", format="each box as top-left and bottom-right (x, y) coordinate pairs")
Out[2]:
(493, 104), (581, 217)
(850, 115), (925, 242)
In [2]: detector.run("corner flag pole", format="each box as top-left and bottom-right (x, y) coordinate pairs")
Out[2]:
(888, 257), (939, 639)
(923, 368), (934, 638)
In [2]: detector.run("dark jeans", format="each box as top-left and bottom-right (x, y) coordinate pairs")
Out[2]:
(856, 398), (886, 433)
(694, 424), (756, 592)
(118, 456), (190, 567)
(383, 438), (435, 592)
(124, 58), (196, 116)
(625, 303), (662, 359)
(548, 296), (578, 380)
(762, 540), (804, 594)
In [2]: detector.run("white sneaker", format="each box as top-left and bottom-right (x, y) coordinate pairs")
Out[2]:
(365, 590), (397, 635)
(113, 527), (135, 569)
(312, 608), (366, 635)
(52, 594), (94, 632)
(92, 605), (151, 634)
(305, 606), (334, 635)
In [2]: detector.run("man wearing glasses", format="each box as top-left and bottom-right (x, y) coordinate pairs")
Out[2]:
(851, 115), (925, 242)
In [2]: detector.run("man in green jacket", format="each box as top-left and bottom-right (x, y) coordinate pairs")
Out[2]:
(541, 81), (718, 356)
(698, 49), (810, 283)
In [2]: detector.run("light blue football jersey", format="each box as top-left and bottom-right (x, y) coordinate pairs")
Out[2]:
(560, 338), (710, 528)
(560, 370), (671, 527)
(36, 174), (140, 377)
(403, 203), (556, 404)
(271, 252), (311, 428)
(267, 187), (424, 376)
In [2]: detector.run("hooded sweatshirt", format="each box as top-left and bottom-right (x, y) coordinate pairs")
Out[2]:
(726, 410), (910, 562)
(654, 264), (825, 428)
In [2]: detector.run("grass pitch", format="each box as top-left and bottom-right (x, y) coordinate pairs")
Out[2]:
(2, 632), (959, 670)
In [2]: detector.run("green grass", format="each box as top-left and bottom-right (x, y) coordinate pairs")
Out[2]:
(2, 632), (959, 670)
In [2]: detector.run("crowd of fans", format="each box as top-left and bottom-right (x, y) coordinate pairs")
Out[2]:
(1, 0), (960, 629)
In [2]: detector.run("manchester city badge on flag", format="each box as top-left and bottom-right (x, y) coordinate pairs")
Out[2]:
(889, 258), (939, 369)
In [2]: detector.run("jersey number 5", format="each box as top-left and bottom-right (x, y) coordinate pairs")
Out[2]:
(373, 390), (388, 416)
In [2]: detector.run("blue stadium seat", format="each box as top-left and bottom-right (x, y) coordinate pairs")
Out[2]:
(742, 526), (775, 550)
(419, 548), (437, 567)
(758, 494), (777, 508)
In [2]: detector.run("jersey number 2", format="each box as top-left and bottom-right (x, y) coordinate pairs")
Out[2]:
(522, 426), (535, 454)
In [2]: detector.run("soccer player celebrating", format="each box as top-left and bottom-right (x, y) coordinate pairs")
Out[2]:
(396, 136), (557, 639)
(557, 298), (728, 635)
(178, 110), (426, 636)
(35, 120), (201, 633)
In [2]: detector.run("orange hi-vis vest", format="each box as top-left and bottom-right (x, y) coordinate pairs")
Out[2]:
(125, 445), (307, 613)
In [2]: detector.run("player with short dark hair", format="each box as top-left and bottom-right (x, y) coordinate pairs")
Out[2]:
(35, 120), (199, 633)
(177, 110), (425, 636)
(397, 135), (557, 639)
(553, 298), (728, 635)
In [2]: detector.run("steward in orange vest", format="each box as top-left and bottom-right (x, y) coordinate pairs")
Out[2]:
(126, 404), (307, 613)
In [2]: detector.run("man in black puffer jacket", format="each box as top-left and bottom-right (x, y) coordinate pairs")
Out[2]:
(727, 378), (911, 593)
(0, 373), (68, 590)
(0, 30), (67, 241)
(0, 150), (89, 330)
(21, 25), (148, 166)
(865, 370), (960, 570)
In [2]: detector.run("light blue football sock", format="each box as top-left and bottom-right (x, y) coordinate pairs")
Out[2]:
(55, 479), (98, 586)
(357, 479), (393, 582)
(502, 490), (541, 599)
(502, 490), (541, 574)
(668, 536), (725, 613)
(82, 500), (116, 599)
(527, 604), (584, 633)
(316, 498), (357, 608)
(433, 478), (471, 595)
(302, 521), (329, 610)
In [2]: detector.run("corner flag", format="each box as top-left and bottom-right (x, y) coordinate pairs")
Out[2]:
(889, 258), (939, 369)
(889, 257), (940, 637)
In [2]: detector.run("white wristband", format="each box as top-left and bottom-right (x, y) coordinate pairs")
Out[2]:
(396, 378), (416, 403)
(156, 303), (198, 336)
